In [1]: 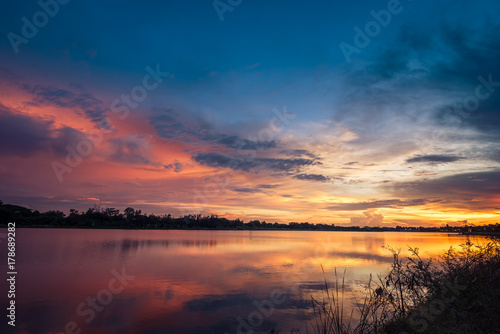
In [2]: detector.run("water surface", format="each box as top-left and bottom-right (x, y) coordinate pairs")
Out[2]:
(0, 229), (488, 334)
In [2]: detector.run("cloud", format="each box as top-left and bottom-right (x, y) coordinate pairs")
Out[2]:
(405, 154), (464, 164)
(230, 187), (262, 194)
(0, 103), (87, 157)
(0, 103), (54, 156)
(489, 150), (500, 162)
(23, 84), (108, 123)
(192, 152), (319, 174)
(328, 199), (430, 211)
(293, 173), (329, 182)
(214, 135), (276, 150)
(390, 171), (500, 211)
(164, 161), (184, 173)
(151, 109), (276, 150)
(257, 157), (320, 172)
(107, 135), (159, 166)
(230, 184), (280, 193)
(350, 210), (384, 226)
(192, 152), (257, 172)
(350, 18), (500, 131)
(333, 16), (500, 171)
(280, 149), (317, 158)
(257, 184), (280, 189)
(150, 109), (201, 141)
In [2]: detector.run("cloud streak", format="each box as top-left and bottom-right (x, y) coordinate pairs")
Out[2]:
(405, 154), (464, 164)
(24, 85), (108, 123)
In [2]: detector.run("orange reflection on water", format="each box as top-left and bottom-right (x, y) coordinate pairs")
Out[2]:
(4, 229), (489, 334)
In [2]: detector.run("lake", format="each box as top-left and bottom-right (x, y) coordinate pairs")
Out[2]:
(0, 229), (488, 334)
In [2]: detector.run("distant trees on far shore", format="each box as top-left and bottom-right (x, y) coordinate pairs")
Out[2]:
(0, 200), (499, 234)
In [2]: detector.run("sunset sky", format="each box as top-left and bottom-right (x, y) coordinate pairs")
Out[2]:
(0, 0), (499, 226)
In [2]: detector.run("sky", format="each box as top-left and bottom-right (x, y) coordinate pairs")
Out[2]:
(0, 0), (499, 226)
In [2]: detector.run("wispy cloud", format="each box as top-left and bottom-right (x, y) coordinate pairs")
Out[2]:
(405, 154), (464, 164)
(293, 173), (330, 182)
(328, 199), (433, 211)
(192, 152), (320, 174)
(23, 85), (108, 123)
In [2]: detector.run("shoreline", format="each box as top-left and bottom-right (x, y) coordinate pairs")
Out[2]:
(0, 224), (471, 233)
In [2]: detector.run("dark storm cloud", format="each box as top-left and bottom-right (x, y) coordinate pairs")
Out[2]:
(293, 173), (329, 182)
(328, 199), (431, 211)
(405, 154), (464, 164)
(23, 84), (108, 123)
(0, 103), (87, 157)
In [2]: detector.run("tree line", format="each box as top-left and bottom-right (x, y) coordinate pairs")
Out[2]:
(0, 200), (498, 233)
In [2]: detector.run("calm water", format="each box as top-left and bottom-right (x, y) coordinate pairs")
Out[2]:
(0, 229), (488, 334)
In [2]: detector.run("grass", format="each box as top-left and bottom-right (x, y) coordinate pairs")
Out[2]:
(301, 239), (500, 334)
(308, 268), (355, 334)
